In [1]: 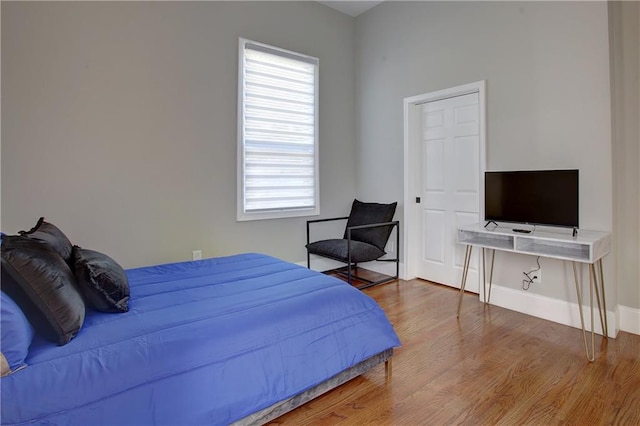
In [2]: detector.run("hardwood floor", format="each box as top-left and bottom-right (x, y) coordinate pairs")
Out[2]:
(269, 279), (640, 425)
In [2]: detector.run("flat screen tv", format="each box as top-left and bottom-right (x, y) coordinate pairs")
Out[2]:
(484, 169), (579, 229)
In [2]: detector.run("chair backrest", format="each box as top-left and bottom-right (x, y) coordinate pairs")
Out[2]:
(343, 199), (397, 251)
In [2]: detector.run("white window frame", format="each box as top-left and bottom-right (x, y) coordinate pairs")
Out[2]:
(237, 38), (320, 221)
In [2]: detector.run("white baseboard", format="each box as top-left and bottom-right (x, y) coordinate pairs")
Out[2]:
(489, 285), (626, 338)
(297, 259), (639, 337)
(616, 305), (640, 335)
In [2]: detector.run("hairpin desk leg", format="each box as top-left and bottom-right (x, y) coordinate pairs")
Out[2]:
(457, 245), (473, 318)
(594, 259), (608, 337)
(572, 260), (609, 362)
(482, 248), (495, 304)
(482, 248), (486, 304)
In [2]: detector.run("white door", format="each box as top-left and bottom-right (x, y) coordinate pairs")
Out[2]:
(418, 93), (480, 291)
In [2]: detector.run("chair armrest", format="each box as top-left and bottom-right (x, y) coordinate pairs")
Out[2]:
(306, 217), (349, 245)
(306, 217), (349, 225)
(346, 221), (399, 232)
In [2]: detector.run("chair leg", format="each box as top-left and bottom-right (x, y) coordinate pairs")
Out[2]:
(307, 250), (310, 269)
(393, 251), (399, 280)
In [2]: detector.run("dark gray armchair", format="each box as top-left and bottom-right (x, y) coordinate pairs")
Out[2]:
(306, 199), (399, 289)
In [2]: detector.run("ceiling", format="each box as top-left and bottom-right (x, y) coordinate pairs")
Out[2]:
(317, 1), (384, 17)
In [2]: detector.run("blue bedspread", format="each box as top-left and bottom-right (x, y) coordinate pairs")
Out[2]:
(1, 253), (400, 425)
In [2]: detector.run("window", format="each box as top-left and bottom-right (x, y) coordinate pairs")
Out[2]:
(237, 39), (319, 221)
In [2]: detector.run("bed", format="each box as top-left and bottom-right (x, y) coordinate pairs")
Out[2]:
(1, 251), (400, 425)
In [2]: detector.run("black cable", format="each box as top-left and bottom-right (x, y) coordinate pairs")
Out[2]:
(522, 256), (541, 290)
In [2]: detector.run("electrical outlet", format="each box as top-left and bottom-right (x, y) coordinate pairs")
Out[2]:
(192, 250), (202, 261)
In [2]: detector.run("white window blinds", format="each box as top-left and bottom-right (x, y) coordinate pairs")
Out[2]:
(238, 39), (319, 220)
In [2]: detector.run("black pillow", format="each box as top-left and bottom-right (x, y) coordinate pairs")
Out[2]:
(19, 217), (73, 264)
(72, 246), (130, 313)
(343, 199), (397, 251)
(1, 235), (85, 345)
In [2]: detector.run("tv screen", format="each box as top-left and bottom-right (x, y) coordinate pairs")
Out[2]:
(484, 170), (579, 228)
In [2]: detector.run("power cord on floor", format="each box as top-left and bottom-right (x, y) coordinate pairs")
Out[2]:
(522, 256), (541, 290)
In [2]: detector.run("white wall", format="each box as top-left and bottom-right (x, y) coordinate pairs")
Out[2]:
(1, 1), (357, 268)
(355, 2), (616, 307)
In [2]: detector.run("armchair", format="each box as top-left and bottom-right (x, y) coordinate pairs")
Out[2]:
(306, 199), (399, 289)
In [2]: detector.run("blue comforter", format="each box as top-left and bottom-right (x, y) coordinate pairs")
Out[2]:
(1, 253), (400, 425)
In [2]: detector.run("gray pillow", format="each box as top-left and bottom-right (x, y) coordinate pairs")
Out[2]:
(72, 246), (130, 313)
(1, 235), (85, 345)
(19, 217), (73, 264)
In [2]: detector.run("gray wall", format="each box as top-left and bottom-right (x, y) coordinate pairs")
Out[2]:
(2, 1), (637, 312)
(1, 1), (357, 268)
(610, 1), (640, 311)
(355, 2), (619, 306)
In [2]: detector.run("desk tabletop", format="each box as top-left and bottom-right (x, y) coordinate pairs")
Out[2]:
(458, 223), (610, 244)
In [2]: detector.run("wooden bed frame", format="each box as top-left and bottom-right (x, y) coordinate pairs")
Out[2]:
(233, 348), (394, 425)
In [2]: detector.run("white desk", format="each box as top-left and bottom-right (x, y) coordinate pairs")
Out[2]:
(456, 223), (611, 361)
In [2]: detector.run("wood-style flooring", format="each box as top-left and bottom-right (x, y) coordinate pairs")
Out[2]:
(269, 279), (640, 425)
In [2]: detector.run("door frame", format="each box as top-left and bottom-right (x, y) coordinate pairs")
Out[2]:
(402, 81), (487, 283)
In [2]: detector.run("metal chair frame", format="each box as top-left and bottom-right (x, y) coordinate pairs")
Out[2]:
(306, 217), (400, 289)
